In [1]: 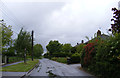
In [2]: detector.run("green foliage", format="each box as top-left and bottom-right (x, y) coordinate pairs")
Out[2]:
(94, 33), (120, 77)
(8, 57), (24, 63)
(1, 21), (15, 56)
(44, 52), (49, 58)
(51, 57), (67, 63)
(81, 41), (97, 68)
(5, 46), (15, 56)
(71, 47), (76, 54)
(2, 59), (39, 72)
(33, 44), (43, 58)
(71, 53), (80, 63)
(0, 25), (2, 54)
(76, 43), (85, 54)
(46, 40), (62, 57)
(85, 36), (89, 41)
(52, 52), (72, 57)
(46, 40), (73, 58)
(14, 28), (32, 56)
(81, 33), (120, 78)
(59, 43), (72, 57)
(62, 44), (72, 53)
(2, 24), (13, 47)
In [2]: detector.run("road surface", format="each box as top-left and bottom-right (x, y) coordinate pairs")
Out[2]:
(29, 58), (93, 77)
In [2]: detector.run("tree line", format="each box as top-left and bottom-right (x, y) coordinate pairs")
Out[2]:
(1, 20), (43, 63)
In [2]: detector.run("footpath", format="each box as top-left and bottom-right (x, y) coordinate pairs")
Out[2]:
(2, 61), (24, 67)
(2, 61), (26, 77)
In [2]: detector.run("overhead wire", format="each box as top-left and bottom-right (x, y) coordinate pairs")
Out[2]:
(0, 20), (19, 35)
(0, 1), (24, 28)
(0, 0), (27, 35)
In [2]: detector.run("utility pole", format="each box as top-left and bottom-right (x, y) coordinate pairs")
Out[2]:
(24, 48), (26, 63)
(31, 30), (34, 61)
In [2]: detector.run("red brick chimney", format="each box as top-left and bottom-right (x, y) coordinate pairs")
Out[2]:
(97, 30), (101, 37)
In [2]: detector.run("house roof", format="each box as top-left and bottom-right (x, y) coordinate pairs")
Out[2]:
(85, 34), (109, 44)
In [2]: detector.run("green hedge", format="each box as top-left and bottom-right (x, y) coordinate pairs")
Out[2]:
(70, 53), (80, 63)
(81, 33), (120, 78)
(51, 57), (67, 63)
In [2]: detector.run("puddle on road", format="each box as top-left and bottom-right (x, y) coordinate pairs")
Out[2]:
(46, 66), (61, 78)
(37, 63), (42, 72)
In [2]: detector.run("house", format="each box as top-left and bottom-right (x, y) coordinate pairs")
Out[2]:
(76, 30), (109, 45)
(84, 30), (109, 44)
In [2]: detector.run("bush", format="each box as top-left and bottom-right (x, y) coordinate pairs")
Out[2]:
(51, 57), (67, 63)
(76, 43), (85, 54)
(52, 52), (71, 57)
(81, 41), (97, 68)
(44, 52), (49, 58)
(70, 53), (80, 63)
(94, 33), (120, 78)
(81, 33), (120, 78)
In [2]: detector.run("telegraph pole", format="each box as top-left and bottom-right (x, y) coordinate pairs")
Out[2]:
(31, 30), (34, 61)
(24, 48), (26, 63)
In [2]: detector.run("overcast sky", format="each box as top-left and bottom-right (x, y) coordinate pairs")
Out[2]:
(0, 0), (119, 52)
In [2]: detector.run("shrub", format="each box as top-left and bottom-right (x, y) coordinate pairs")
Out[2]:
(44, 52), (49, 58)
(52, 52), (72, 57)
(81, 33), (120, 78)
(81, 41), (97, 68)
(95, 33), (120, 78)
(51, 57), (67, 63)
(53, 52), (66, 57)
(71, 53), (80, 63)
(76, 43), (85, 55)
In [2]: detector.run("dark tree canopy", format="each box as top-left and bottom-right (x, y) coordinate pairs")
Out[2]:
(111, 7), (120, 34)
(33, 44), (43, 58)
(46, 40), (62, 57)
(71, 47), (76, 54)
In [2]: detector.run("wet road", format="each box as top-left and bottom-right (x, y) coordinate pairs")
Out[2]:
(29, 58), (92, 76)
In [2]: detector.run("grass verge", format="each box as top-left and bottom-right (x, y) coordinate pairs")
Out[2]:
(2, 59), (39, 72)
(51, 57), (67, 64)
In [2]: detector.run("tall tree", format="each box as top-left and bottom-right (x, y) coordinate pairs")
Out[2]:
(111, 7), (120, 34)
(33, 44), (43, 58)
(71, 47), (76, 54)
(14, 28), (32, 58)
(46, 40), (62, 57)
(62, 43), (72, 53)
(1, 21), (13, 53)
(2, 23), (13, 47)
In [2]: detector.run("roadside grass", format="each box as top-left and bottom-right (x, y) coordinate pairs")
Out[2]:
(2, 59), (39, 72)
(51, 57), (67, 64)
(0, 67), (2, 72)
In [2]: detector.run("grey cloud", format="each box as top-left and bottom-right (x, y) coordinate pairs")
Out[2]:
(1, 0), (119, 52)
